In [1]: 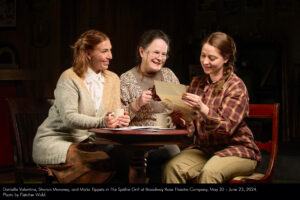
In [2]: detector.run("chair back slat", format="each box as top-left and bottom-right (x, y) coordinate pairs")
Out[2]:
(6, 98), (53, 168)
(249, 104), (274, 118)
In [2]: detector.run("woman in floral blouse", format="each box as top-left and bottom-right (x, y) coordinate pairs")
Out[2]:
(162, 32), (261, 183)
(120, 30), (180, 183)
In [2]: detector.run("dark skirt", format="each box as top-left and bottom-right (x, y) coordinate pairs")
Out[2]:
(43, 142), (115, 183)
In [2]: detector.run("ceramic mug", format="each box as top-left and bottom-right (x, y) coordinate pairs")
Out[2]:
(155, 113), (172, 128)
(109, 108), (124, 118)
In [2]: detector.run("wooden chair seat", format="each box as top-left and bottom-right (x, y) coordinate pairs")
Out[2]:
(231, 173), (264, 182)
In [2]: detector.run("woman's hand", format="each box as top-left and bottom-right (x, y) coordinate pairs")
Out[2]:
(186, 121), (195, 137)
(132, 90), (153, 111)
(138, 90), (153, 107)
(170, 110), (186, 127)
(182, 93), (209, 115)
(170, 111), (195, 137)
(116, 111), (131, 127)
(104, 112), (119, 128)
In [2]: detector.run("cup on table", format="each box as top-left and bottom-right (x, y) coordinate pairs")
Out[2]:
(109, 108), (124, 118)
(155, 113), (172, 128)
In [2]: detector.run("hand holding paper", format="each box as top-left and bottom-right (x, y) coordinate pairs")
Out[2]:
(154, 80), (197, 123)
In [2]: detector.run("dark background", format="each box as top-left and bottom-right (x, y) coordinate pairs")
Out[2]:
(0, 0), (299, 182)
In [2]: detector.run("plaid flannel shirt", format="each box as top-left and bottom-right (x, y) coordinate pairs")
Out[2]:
(188, 73), (261, 161)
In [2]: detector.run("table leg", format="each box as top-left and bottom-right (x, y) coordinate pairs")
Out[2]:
(129, 150), (147, 184)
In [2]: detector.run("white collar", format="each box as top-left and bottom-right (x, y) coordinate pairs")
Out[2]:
(85, 67), (104, 83)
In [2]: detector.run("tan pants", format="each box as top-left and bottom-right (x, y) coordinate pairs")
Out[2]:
(162, 148), (257, 183)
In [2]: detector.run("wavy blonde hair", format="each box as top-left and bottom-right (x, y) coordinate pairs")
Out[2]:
(199, 32), (237, 94)
(71, 29), (109, 78)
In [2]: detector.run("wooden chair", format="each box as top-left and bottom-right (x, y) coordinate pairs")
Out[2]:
(6, 98), (55, 183)
(228, 103), (280, 183)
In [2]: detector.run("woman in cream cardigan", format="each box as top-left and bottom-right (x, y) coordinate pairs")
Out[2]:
(32, 30), (130, 183)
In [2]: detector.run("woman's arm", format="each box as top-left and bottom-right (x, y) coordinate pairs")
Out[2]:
(120, 73), (142, 119)
(54, 79), (106, 129)
(203, 87), (249, 136)
(183, 82), (249, 136)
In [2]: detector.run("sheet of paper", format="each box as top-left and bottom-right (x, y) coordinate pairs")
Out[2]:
(154, 80), (197, 122)
(154, 80), (188, 108)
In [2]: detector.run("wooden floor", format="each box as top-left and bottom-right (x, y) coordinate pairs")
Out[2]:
(0, 169), (60, 184)
(0, 172), (53, 184)
(1, 142), (300, 184)
(0, 172), (15, 184)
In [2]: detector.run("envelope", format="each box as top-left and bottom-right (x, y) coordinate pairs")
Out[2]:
(154, 80), (197, 122)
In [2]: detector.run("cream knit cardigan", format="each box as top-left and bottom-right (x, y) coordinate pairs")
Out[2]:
(32, 68), (121, 165)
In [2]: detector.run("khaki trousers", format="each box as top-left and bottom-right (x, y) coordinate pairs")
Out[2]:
(162, 148), (257, 183)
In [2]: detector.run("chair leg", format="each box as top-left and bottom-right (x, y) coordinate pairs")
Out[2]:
(45, 175), (52, 184)
(14, 171), (23, 184)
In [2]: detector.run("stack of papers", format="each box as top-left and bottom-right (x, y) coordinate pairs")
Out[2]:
(102, 126), (175, 131)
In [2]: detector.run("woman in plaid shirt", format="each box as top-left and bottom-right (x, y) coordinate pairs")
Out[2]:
(162, 32), (261, 183)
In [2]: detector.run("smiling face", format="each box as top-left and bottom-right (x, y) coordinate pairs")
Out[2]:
(200, 43), (229, 82)
(139, 38), (168, 75)
(86, 39), (112, 73)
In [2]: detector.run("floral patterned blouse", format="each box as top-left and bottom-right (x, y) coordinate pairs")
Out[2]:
(120, 67), (179, 126)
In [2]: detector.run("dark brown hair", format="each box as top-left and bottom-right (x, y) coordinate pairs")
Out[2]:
(136, 29), (170, 65)
(71, 29), (109, 77)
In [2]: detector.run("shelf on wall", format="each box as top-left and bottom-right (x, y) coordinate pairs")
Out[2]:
(0, 69), (38, 81)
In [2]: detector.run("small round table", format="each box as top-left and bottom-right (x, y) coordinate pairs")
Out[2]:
(89, 128), (191, 183)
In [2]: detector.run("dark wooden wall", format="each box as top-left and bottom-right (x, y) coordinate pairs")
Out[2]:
(60, 0), (196, 84)
(0, 0), (299, 142)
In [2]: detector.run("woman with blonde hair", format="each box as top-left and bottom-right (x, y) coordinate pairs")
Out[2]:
(32, 29), (130, 183)
(163, 32), (261, 183)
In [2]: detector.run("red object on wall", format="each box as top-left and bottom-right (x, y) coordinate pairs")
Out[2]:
(0, 88), (16, 166)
